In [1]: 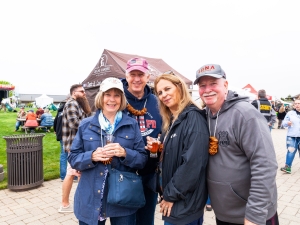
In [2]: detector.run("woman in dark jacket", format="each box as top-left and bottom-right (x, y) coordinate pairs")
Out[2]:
(147, 74), (209, 225)
(68, 77), (147, 225)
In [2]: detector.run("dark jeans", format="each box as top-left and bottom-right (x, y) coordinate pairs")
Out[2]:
(15, 120), (21, 131)
(216, 212), (279, 225)
(164, 215), (203, 225)
(79, 213), (136, 225)
(136, 184), (158, 225)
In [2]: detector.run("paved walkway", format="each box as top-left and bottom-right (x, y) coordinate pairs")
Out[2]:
(0, 128), (299, 224)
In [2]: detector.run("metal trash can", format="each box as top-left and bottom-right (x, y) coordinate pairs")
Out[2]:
(3, 134), (45, 190)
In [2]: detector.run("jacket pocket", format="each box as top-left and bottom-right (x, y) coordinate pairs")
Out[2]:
(115, 131), (135, 149)
(82, 133), (102, 151)
(207, 179), (248, 219)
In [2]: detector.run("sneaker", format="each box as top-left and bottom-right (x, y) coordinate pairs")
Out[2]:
(280, 165), (291, 174)
(58, 204), (73, 213)
(206, 205), (213, 211)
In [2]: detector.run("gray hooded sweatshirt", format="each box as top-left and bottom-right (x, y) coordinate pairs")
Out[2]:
(207, 90), (278, 224)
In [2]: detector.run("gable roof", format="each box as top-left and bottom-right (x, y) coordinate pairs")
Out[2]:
(82, 49), (192, 89)
(82, 49), (193, 111)
(242, 84), (258, 95)
(242, 84), (272, 100)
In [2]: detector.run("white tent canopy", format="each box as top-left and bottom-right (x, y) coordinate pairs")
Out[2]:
(229, 85), (257, 102)
(35, 94), (53, 108)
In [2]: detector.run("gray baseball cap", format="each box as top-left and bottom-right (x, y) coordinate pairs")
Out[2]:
(194, 64), (226, 85)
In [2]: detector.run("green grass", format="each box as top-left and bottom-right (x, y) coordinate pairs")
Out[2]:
(0, 108), (60, 189)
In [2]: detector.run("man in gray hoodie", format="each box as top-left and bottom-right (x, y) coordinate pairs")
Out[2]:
(194, 64), (279, 225)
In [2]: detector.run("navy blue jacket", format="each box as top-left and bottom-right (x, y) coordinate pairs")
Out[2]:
(161, 104), (209, 225)
(68, 110), (147, 225)
(122, 79), (162, 175)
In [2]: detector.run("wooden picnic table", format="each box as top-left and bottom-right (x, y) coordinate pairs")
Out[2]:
(17, 118), (43, 134)
(17, 118), (41, 125)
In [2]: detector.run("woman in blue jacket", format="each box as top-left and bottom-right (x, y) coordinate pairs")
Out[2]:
(68, 77), (147, 225)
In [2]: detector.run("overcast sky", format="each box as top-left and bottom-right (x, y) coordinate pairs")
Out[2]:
(1, 0), (299, 99)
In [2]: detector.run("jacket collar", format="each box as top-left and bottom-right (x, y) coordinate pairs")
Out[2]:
(89, 109), (134, 131)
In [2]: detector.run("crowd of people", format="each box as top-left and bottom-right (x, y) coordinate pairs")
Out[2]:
(9, 58), (300, 225)
(13, 104), (54, 133)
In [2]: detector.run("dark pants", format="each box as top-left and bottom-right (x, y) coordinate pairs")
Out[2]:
(136, 185), (158, 225)
(216, 212), (279, 225)
(79, 213), (136, 225)
(164, 215), (203, 225)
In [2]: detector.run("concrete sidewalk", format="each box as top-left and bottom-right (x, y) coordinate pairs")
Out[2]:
(0, 128), (299, 224)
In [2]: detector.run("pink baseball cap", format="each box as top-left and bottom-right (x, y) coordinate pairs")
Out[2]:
(126, 57), (149, 73)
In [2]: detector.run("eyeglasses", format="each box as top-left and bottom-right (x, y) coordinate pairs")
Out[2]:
(164, 70), (175, 75)
(75, 90), (85, 93)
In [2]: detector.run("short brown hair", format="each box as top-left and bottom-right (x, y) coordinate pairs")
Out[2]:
(94, 88), (126, 111)
(258, 89), (266, 98)
(70, 84), (83, 95)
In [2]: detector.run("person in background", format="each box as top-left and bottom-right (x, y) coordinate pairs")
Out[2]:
(58, 84), (91, 213)
(15, 107), (27, 131)
(251, 89), (276, 131)
(122, 57), (162, 225)
(280, 97), (300, 174)
(54, 100), (68, 181)
(195, 64), (278, 225)
(24, 110), (39, 133)
(1, 97), (12, 112)
(148, 73), (209, 225)
(277, 104), (287, 129)
(68, 77), (147, 225)
(270, 100), (276, 110)
(40, 108), (54, 132)
(36, 106), (44, 118)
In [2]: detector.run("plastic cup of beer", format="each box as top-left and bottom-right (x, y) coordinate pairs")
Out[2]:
(105, 134), (115, 144)
(105, 134), (115, 162)
(150, 137), (159, 158)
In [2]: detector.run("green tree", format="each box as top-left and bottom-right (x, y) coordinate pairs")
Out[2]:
(0, 80), (15, 97)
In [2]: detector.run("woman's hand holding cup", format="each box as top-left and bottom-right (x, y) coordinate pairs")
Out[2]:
(92, 147), (109, 162)
(103, 143), (126, 158)
(146, 136), (160, 158)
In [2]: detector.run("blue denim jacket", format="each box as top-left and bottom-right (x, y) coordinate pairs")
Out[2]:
(282, 110), (300, 137)
(68, 110), (147, 225)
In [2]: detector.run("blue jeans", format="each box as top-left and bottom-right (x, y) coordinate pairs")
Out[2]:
(136, 184), (158, 225)
(60, 140), (68, 180)
(15, 121), (21, 131)
(79, 213), (136, 225)
(285, 136), (300, 167)
(164, 215), (203, 225)
(206, 195), (211, 205)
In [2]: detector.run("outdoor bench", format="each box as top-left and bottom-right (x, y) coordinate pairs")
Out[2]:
(22, 126), (46, 134)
